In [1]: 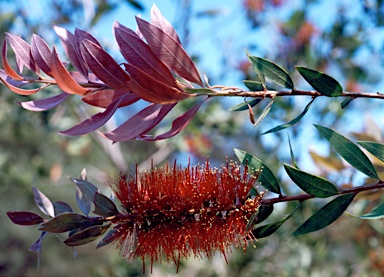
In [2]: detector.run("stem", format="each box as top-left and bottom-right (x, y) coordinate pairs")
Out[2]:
(262, 180), (384, 205)
(203, 89), (384, 100)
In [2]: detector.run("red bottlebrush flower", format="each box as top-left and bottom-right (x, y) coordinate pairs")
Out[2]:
(109, 159), (262, 272)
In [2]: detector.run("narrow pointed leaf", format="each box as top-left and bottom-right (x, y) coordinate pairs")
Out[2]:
(252, 204), (300, 238)
(51, 47), (89, 95)
(247, 52), (265, 85)
(315, 125), (379, 179)
(253, 203), (274, 225)
(80, 39), (132, 91)
(59, 95), (126, 136)
(254, 99), (274, 127)
(54, 25), (88, 78)
(64, 224), (110, 246)
(0, 75), (41, 95)
(7, 211), (45, 226)
(262, 98), (315, 134)
(293, 193), (356, 236)
(113, 21), (176, 87)
(97, 229), (119, 248)
(243, 80), (275, 91)
(288, 134), (300, 169)
(358, 141), (384, 163)
(32, 187), (55, 217)
(284, 164), (339, 198)
(31, 34), (52, 76)
(124, 63), (193, 104)
(101, 103), (175, 142)
(150, 4), (181, 44)
(229, 98), (262, 111)
(71, 178), (99, 215)
(53, 201), (73, 216)
(341, 97), (354, 109)
(18, 92), (69, 111)
(6, 33), (38, 73)
(146, 98), (206, 141)
(39, 213), (91, 233)
(354, 201), (384, 219)
(296, 66), (343, 96)
(75, 28), (102, 47)
(81, 90), (139, 108)
(234, 149), (281, 194)
(29, 231), (48, 252)
(2, 38), (23, 80)
(93, 192), (119, 216)
(136, 17), (203, 86)
(248, 56), (294, 89)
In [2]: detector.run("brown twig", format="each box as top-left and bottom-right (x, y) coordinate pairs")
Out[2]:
(262, 180), (384, 205)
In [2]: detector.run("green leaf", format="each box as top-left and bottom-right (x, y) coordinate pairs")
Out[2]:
(288, 134), (299, 169)
(262, 98), (315, 134)
(234, 149), (281, 194)
(248, 56), (294, 89)
(315, 125), (379, 179)
(243, 80), (275, 91)
(284, 164), (339, 198)
(292, 193), (356, 236)
(253, 203), (274, 224)
(182, 87), (215, 94)
(358, 141), (384, 163)
(39, 213), (92, 233)
(93, 192), (119, 217)
(254, 99), (274, 127)
(341, 97), (354, 109)
(247, 54), (265, 85)
(296, 66), (343, 97)
(252, 204), (300, 239)
(64, 224), (110, 246)
(353, 201), (384, 219)
(228, 98), (262, 111)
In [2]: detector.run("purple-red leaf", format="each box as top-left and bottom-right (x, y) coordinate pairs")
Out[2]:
(0, 74), (41, 95)
(29, 232), (48, 252)
(93, 192), (119, 217)
(125, 63), (193, 104)
(18, 92), (70, 111)
(150, 4), (181, 44)
(81, 90), (139, 108)
(2, 38), (23, 80)
(54, 25), (88, 78)
(71, 177), (99, 216)
(7, 211), (45, 226)
(32, 186), (55, 217)
(75, 28), (102, 48)
(113, 21), (176, 87)
(6, 33), (38, 74)
(101, 103), (175, 142)
(59, 94), (127, 136)
(53, 201), (73, 216)
(31, 34), (52, 76)
(147, 98), (207, 141)
(97, 229), (119, 248)
(136, 17), (203, 86)
(38, 213), (91, 233)
(51, 47), (90, 95)
(80, 39), (132, 91)
(64, 224), (110, 246)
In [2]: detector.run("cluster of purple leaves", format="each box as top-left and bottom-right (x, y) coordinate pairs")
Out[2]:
(0, 4), (208, 142)
(7, 172), (120, 262)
